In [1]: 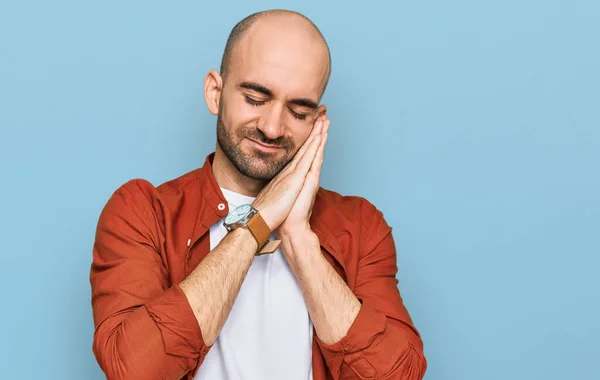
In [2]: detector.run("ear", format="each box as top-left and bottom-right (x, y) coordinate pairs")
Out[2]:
(316, 104), (327, 120)
(204, 69), (223, 115)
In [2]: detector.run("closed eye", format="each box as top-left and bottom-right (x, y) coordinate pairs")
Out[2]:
(289, 108), (308, 120)
(245, 96), (266, 106)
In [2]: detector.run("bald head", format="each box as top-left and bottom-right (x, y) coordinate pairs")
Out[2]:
(219, 10), (331, 96)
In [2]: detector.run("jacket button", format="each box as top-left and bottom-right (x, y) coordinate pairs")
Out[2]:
(218, 203), (226, 211)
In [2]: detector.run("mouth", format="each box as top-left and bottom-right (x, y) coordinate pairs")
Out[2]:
(247, 138), (283, 153)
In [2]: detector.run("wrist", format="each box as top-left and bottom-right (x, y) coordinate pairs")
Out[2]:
(279, 229), (322, 274)
(226, 227), (259, 259)
(251, 201), (276, 231)
(277, 223), (313, 240)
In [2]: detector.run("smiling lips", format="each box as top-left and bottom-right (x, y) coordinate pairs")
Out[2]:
(247, 138), (283, 152)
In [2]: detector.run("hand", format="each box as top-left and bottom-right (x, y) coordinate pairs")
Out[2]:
(252, 118), (327, 231)
(278, 117), (330, 237)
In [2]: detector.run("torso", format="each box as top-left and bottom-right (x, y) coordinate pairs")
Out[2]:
(193, 188), (313, 380)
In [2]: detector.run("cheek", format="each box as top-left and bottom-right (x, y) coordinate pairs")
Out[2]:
(222, 97), (261, 128)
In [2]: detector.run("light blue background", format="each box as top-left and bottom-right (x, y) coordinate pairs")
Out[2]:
(1, 1), (598, 379)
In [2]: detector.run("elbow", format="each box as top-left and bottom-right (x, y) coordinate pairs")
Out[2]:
(339, 342), (427, 380)
(373, 341), (427, 380)
(390, 322), (427, 379)
(413, 349), (428, 380)
(92, 322), (191, 380)
(93, 323), (160, 380)
(395, 342), (427, 380)
(93, 325), (130, 380)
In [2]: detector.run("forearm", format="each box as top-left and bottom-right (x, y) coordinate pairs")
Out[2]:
(179, 227), (257, 346)
(280, 231), (361, 345)
(93, 289), (201, 380)
(280, 230), (426, 380)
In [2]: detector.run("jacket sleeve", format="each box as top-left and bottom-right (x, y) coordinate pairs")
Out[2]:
(90, 181), (207, 380)
(316, 201), (427, 380)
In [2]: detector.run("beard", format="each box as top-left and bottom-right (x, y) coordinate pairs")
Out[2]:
(216, 113), (296, 181)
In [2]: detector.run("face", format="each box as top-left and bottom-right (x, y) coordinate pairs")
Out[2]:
(208, 17), (329, 181)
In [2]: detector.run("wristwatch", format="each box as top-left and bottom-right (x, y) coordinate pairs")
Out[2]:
(223, 204), (281, 255)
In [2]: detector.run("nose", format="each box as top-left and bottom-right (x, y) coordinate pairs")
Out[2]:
(257, 102), (285, 140)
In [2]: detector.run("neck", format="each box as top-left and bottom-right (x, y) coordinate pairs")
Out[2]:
(212, 145), (267, 197)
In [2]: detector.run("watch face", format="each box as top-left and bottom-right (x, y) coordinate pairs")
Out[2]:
(225, 204), (253, 225)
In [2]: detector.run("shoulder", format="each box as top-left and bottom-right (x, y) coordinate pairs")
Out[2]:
(315, 187), (374, 218)
(107, 168), (202, 206)
(314, 187), (392, 249)
(99, 168), (204, 227)
(115, 168), (202, 200)
(315, 187), (387, 223)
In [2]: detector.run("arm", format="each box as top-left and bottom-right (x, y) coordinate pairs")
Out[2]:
(179, 227), (256, 346)
(280, 205), (427, 380)
(90, 182), (256, 380)
(280, 232), (361, 345)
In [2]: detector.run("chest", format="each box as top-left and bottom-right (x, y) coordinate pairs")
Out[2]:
(194, 222), (314, 380)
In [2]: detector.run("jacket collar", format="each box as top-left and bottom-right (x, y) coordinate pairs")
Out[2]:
(194, 153), (345, 269)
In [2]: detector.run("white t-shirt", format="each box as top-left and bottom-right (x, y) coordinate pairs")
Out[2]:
(194, 187), (313, 380)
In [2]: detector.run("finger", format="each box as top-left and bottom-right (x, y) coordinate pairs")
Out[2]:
(287, 119), (324, 170)
(294, 133), (322, 177)
(313, 116), (325, 134)
(306, 118), (329, 178)
(314, 120), (329, 169)
(299, 119), (324, 154)
(309, 131), (328, 180)
(322, 119), (330, 135)
(292, 118), (328, 177)
(296, 132), (326, 208)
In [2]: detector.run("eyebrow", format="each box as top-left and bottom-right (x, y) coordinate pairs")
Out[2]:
(238, 81), (319, 110)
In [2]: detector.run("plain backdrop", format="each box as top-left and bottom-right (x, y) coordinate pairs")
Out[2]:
(1, 1), (598, 379)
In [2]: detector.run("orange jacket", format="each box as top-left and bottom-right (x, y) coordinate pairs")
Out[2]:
(90, 153), (426, 380)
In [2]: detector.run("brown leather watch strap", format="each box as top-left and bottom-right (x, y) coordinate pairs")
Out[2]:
(246, 211), (281, 255)
(256, 240), (281, 256)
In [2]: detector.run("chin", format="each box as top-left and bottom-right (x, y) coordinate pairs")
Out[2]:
(216, 121), (291, 180)
(237, 147), (290, 181)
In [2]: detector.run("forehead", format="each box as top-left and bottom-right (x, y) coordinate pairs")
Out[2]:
(228, 19), (329, 100)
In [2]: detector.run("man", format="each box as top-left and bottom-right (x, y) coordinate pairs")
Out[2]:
(90, 9), (426, 380)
